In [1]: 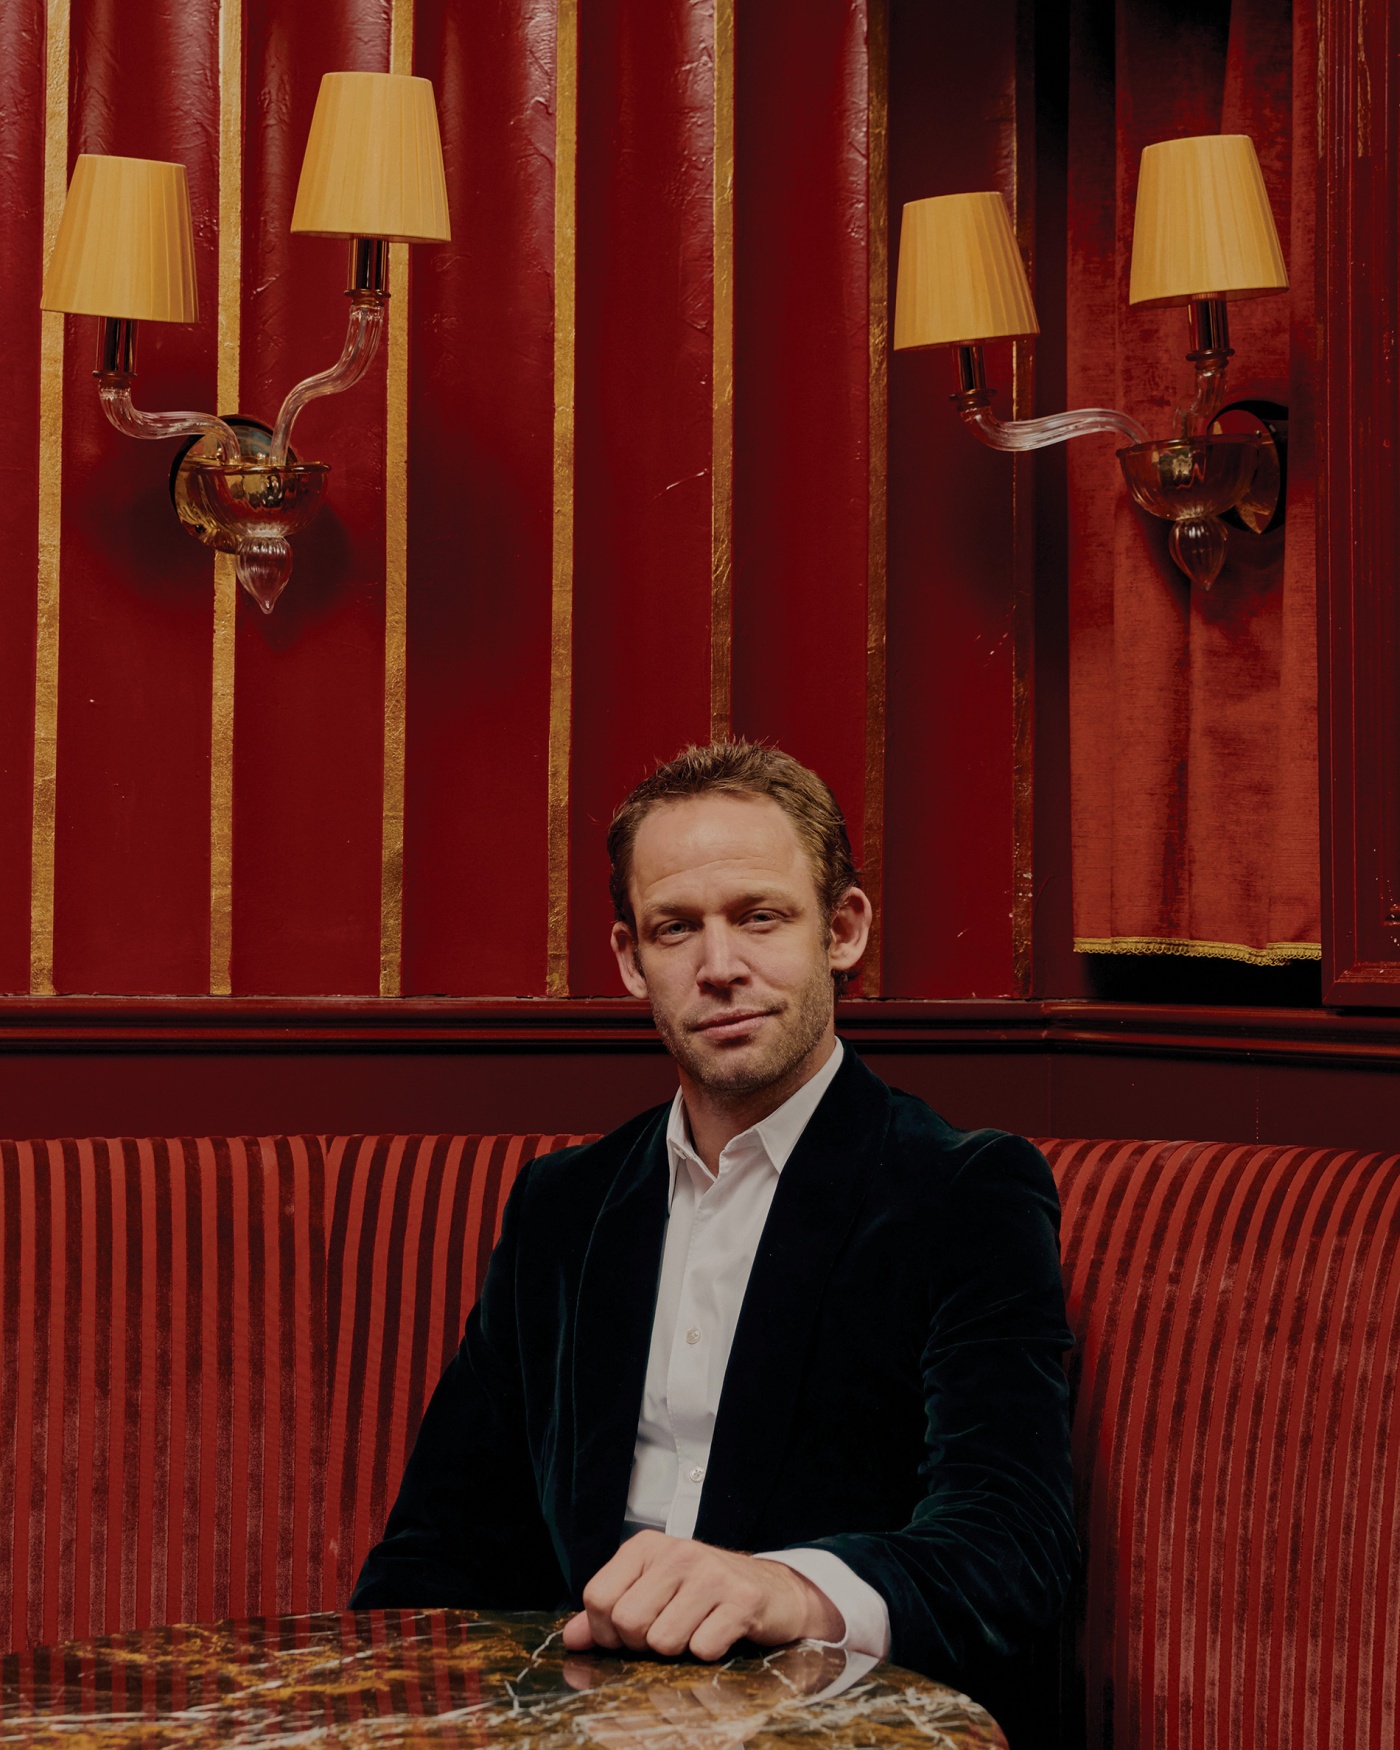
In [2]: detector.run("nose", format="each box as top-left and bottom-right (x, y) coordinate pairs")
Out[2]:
(695, 919), (748, 989)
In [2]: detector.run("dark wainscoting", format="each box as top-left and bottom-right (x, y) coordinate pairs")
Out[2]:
(1, 999), (1397, 1151)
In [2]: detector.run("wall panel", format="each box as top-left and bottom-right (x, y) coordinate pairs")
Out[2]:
(3, 1), (1083, 1003)
(50, 0), (223, 994)
(0, 2), (47, 992)
(566, 0), (717, 994)
(730, 0), (872, 862)
(230, 0), (392, 996)
(401, 0), (557, 997)
(882, 0), (1022, 998)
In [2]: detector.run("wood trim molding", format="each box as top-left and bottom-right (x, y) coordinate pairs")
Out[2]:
(2, 997), (1400, 1066)
(1318, 0), (1400, 1004)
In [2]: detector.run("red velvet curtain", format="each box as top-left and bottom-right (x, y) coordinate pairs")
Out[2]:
(1066, 0), (1319, 966)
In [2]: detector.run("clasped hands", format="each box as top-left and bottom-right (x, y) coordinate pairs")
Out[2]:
(562, 1529), (843, 1661)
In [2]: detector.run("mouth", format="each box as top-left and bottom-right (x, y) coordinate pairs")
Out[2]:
(689, 1009), (776, 1041)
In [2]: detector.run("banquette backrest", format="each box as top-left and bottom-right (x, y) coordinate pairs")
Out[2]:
(2, 1133), (1398, 1750)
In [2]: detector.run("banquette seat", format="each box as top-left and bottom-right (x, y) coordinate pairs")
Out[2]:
(1, 1131), (1397, 1750)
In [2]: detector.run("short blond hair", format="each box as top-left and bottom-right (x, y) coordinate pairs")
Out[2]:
(607, 740), (860, 941)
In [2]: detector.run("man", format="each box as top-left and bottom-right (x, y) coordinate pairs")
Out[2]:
(352, 741), (1075, 1735)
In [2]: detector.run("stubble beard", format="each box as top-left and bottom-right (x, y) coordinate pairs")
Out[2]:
(650, 958), (836, 1102)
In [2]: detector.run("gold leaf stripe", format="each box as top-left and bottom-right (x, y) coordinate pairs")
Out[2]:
(860, 0), (889, 999)
(1074, 935), (1323, 968)
(210, 0), (242, 996)
(546, 0), (579, 997)
(30, 0), (71, 997)
(380, 0), (413, 997)
(709, 0), (735, 744)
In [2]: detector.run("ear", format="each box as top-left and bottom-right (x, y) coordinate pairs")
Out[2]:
(611, 920), (649, 998)
(827, 887), (873, 976)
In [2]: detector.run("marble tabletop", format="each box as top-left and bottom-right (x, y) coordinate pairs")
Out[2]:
(0, 1610), (1007, 1749)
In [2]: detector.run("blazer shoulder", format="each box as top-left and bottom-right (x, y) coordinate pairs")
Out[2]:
(879, 1079), (1056, 1200)
(513, 1101), (670, 1210)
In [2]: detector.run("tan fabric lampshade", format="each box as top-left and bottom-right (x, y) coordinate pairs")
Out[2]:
(893, 192), (1039, 349)
(41, 154), (199, 322)
(1129, 134), (1288, 306)
(291, 71), (450, 243)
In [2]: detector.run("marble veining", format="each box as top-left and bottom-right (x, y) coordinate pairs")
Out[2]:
(0, 1611), (1006, 1749)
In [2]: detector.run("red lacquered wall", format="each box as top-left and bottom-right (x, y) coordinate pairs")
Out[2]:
(0, 0), (46, 992)
(52, 0), (224, 995)
(231, 0), (392, 997)
(6, 0), (1055, 1003)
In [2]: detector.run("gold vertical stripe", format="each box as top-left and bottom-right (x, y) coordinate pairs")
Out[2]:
(860, 0), (889, 1000)
(30, 0), (71, 996)
(709, 0), (735, 743)
(380, 0), (413, 997)
(210, 0), (242, 996)
(546, 0), (578, 996)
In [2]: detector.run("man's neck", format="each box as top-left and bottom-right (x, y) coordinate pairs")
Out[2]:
(678, 1029), (838, 1174)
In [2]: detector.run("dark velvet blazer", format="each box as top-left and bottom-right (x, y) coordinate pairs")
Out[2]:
(351, 1047), (1076, 1719)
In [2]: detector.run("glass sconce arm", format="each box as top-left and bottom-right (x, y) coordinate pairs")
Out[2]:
(269, 294), (385, 465)
(947, 344), (1149, 454)
(1173, 298), (1233, 439)
(957, 397), (1151, 451)
(98, 379), (241, 464)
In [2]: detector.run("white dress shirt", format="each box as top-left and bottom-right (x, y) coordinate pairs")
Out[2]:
(622, 1038), (892, 1659)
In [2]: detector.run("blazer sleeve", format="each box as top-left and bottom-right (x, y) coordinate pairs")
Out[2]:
(789, 1132), (1077, 1685)
(349, 1161), (569, 1610)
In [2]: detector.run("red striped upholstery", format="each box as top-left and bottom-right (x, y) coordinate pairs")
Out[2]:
(321, 1134), (594, 1605)
(1040, 1139), (1400, 1750)
(4, 1131), (1397, 1750)
(0, 1137), (326, 1652)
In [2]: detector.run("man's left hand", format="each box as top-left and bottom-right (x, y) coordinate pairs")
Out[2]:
(562, 1530), (844, 1661)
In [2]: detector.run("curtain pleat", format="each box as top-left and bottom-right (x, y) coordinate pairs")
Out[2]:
(1066, 0), (1320, 965)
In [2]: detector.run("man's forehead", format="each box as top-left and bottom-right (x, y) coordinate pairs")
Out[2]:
(630, 793), (809, 889)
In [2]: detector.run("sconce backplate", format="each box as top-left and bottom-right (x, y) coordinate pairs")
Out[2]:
(1211, 399), (1287, 535)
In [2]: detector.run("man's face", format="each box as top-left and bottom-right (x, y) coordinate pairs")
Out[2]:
(609, 793), (868, 1101)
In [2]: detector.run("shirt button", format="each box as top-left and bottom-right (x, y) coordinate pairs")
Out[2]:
(689, 1465), (706, 1484)
(686, 1327), (701, 1345)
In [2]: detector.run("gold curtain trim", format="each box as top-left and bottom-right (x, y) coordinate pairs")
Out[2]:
(1074, 935), (1323, 968)
(210, 0), (243, 996)
(709, 0), (735, 743)
(860, 0), (889, 1000)
(380, 0), (413, 997)
(31, 0), (71, 997)
(546, 0), (579, 996)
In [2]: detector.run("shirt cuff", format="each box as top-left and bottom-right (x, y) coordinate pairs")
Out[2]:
(753, 1548), (891, 1660)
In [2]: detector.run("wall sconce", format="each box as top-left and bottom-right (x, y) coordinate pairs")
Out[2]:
(894, 134), (1289, 590)
(40, 71), (450, 613)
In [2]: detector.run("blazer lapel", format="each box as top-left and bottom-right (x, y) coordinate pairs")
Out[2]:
(693, 1047), (891, 1551)
(565, 1112), (670, 1593)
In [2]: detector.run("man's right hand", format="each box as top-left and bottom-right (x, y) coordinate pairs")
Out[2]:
(562, 1530), (843, 1661)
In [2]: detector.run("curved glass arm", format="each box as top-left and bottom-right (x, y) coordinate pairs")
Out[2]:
(1173, 355), (1230, 439)
(958, 398), (1150, 451)
(269, 296), (385, 464)
(98, 381), (241, 464)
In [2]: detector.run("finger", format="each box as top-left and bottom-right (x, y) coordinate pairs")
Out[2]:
(561, 1611), (596, 1652)
(687, 1604), (752, 1663)
(628, 1564), (731, 1658)
(607, 1565), (691, 1652)
(579, 1538), (658, 1650)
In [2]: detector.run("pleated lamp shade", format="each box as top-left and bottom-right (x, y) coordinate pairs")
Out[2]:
(291, 71), (450, 243)
(41, 154), (199, 322)
(893, 192), (1039, 350)
(1130, 134), (1288, 306)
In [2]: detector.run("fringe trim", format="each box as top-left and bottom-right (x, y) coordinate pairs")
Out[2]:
(1074, 935), (1323, 969)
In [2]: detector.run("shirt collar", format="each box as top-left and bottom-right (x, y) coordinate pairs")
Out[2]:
(664, 1037), (845, 1203)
